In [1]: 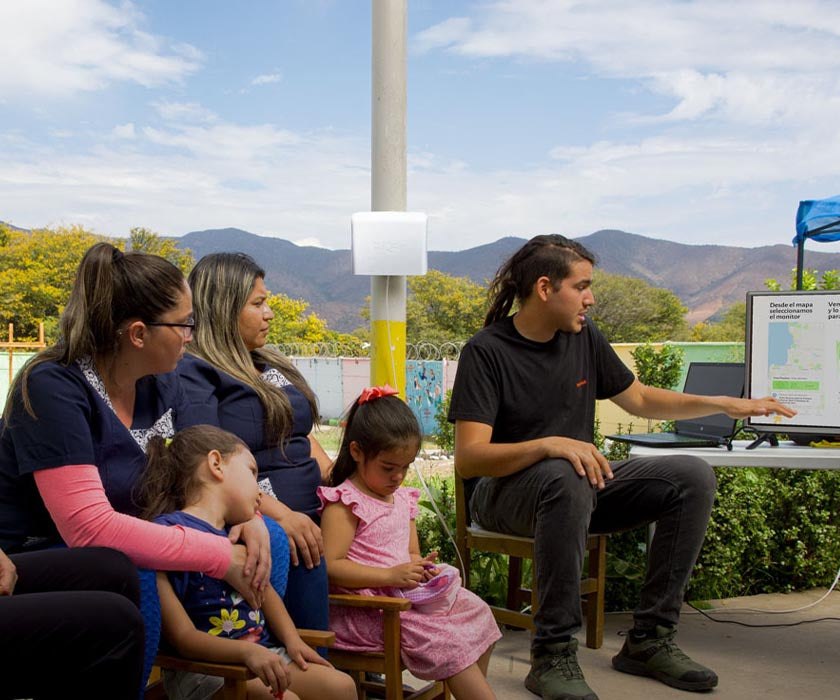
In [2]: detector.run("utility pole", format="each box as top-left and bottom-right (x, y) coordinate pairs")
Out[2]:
(369, 0), (407, 392)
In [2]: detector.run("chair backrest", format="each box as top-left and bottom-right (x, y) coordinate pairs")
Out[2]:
(454, 470), (469, 580)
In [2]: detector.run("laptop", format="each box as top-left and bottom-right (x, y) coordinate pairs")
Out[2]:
(607, 362), (745, 448)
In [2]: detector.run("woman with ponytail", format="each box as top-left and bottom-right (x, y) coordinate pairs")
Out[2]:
(0, 242), (270, 607)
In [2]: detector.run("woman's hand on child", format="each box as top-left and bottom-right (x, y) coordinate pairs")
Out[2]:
(0, 548), (17, 596)
(284, 634), (333, 671)
(276, 510), (324, 569)
(230, 516), (272, 593)
(241, 644), (291, 696)
(224, 544), (265, 609)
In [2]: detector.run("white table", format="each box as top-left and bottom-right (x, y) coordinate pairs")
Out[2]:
(629, 440), (840, 470)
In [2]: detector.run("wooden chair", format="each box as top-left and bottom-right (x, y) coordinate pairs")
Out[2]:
(454, 472), (606, 649)
(327, 593), (449, 700)
(147, 629), (335, 700)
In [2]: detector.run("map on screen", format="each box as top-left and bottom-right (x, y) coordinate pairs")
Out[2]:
(745, 290), (840, 435)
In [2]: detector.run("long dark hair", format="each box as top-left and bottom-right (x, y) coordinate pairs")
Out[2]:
(329, 394), (422, 487)
(4, 242), (185, 421)
(187, 252), (318, 445)
(484, 234), (597, 326)
(139, 424), (248, 520)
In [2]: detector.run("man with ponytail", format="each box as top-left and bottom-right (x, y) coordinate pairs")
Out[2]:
(449, 234), (794, 700)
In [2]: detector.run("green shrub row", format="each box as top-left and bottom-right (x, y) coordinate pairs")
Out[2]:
(409, 467), (840, 612)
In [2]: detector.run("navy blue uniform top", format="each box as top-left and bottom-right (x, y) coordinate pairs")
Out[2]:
(176, 353), (322, 520)
(0, 358), (186, 551)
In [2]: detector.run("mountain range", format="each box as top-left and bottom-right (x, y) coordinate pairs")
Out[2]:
(177, 228), (840, 333)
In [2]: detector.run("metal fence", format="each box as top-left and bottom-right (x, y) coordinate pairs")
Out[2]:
(272, 340), (467, 360)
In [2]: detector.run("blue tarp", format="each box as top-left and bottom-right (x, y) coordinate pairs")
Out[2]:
(794, 195), (840, 245)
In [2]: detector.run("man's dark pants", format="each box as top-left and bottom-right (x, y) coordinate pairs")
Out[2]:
(469, 454), (716, 649)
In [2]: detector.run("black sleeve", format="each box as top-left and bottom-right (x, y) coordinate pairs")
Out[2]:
(8, 364), (98, 474)
(447, 340), (499, 428)
(590, 323), (635, 400)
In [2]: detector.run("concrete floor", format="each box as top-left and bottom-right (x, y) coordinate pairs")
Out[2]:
(410, 588), (840, 700)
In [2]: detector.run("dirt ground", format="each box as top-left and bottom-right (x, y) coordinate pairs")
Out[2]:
(413, 451), (455, 479)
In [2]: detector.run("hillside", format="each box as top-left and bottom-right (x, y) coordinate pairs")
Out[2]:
(179, 228), (840, 332)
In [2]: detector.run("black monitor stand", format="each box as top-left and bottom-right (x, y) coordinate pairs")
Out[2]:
(745, 432), (779, 450)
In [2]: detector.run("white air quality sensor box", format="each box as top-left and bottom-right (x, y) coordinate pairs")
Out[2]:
(351, 211), (428, 276)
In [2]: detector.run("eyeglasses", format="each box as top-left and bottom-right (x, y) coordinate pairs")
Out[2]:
(145, 318), (195, 340)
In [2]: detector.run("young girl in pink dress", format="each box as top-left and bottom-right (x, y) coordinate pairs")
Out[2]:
(319, 386), (500, 700)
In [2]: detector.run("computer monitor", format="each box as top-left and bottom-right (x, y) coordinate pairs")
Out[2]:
(745, 289), (840, 439)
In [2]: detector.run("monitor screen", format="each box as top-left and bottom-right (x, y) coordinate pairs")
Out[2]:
(745, 290), (840, 435)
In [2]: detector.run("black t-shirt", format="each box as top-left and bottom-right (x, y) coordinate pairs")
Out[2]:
(448, 316), (634, 445)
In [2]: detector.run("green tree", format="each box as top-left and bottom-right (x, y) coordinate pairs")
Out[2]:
(128, 227), (194, 275)
(630, 342), (685, 432)
(265, 292), (365, 354)
(690, 302), (746, 341)
(357, 270), (488, 345)
(589, 271), (688, 342)
(405, 270), (488, 344)
(765, 268), (840, 291)
(0, 225), (105, 340)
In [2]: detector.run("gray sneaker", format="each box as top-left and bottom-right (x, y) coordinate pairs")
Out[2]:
(611, 625), (719, 691)
(525, 638), (599, 700)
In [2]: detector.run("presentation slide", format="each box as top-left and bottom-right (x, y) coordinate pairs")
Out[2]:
(747, 291), (840, 433)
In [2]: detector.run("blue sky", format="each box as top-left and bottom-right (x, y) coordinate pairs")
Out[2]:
(2, 0), (840, 253)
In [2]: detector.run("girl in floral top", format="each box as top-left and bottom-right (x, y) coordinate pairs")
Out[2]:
(141, 424), (355, 700)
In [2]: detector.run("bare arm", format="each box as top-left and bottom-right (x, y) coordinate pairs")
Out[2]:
(320, 501), (432, 589)
(261, 584), (331, 671)
(454, 419), (613, 488)
(309, 433), (334, 483)
(611, 379), (797, 421)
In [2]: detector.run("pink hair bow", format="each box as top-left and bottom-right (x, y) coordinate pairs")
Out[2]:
(358, 384), (399, 405)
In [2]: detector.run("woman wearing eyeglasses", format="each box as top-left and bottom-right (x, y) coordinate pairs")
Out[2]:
(176, 252), (332, 633)
(0, 243), (271, 606)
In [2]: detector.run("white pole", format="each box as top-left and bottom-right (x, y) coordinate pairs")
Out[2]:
(370, 0), (407, 392)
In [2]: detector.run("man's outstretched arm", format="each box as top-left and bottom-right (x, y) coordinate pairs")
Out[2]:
(611, 379), (797, 421)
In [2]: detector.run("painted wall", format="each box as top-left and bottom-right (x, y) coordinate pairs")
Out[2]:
(3, 344), (742, 438)
(597, 342), (744, 436)
(0, 350), (39, 404)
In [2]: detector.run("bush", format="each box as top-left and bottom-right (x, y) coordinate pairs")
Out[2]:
(409, 467), (840, 612)
(407, 471), (523, 607)
(433, 390), (454, 454)
(689, 467), (840, 601)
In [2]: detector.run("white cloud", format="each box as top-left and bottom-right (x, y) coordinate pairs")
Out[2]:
(151, 100), (217, 123)
(112, 123), (136, 139)
(0, 0), (202, 96)
(415, 1), (840, 129)
(251, 73), (283, 86)
(141, 121), (303, 161)
(0, 121), (370, 245)
(3, 1), (840, 254)
(404, 0), (840, 250)
(3, 112), (839, 252)
(293, 237), (328, 248)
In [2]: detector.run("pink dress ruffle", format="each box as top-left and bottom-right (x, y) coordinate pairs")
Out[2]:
(318, 481), (500, 680)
